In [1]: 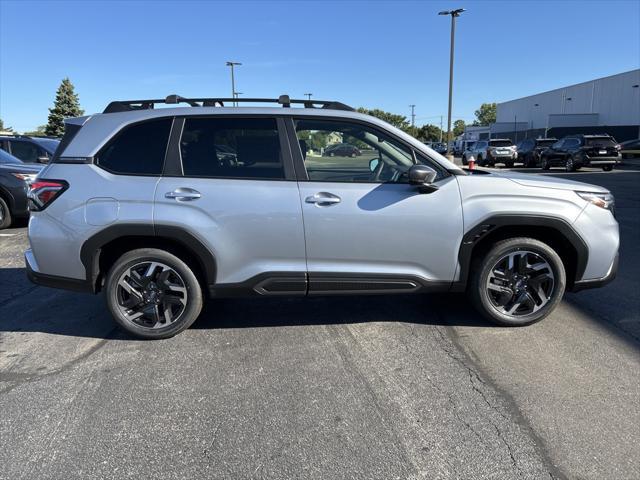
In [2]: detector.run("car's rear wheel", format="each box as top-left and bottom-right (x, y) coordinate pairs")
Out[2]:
(105, 248), (203, 339)
(540, 156), (550, 170)
(470, 238), (566, 326)
(505, 161), (514, 168)
(565, 155), (576, 172)
(0, 197), (11, 230)
(602, 165), (613, 172)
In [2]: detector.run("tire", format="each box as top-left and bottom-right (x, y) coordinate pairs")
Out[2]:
(602, 165), (613, 172)
(105, 248), (204, 339)
(565, 155), (577, 172)
(0, 196), (12, 230)
(330, 152), (335, 157)
(469, 237), (566, 327)
(505, 161), (514, 169)
(521, 155), (530, 168)
(477, 155), (483, 166)
(540, 156), (550, 170)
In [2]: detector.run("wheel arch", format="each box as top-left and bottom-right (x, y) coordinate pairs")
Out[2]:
(453, 215), (588, 291)
(80, 224), (216, 293)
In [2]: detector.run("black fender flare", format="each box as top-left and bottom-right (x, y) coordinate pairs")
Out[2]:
(80, 223), (217, 292)
(453, 214), (588, 291)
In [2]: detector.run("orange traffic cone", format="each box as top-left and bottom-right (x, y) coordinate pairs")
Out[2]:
(468, 155), (476, 171)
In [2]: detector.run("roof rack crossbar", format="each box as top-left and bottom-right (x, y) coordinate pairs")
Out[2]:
(103, 94), (354, 114)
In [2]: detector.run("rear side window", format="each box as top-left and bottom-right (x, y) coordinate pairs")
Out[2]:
(96, 118), (172, 175)
(10, 141), (41, 162)
(180, 117), (285, 179)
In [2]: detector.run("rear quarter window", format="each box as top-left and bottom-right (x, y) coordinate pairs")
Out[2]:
(96, 118), (172, 175)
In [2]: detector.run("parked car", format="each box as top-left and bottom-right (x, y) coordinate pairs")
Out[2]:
(619, 138), (640, 159)
(539, 134), (620, 172)
(515, 138), (557, 168)
(0, 149), (42, 229)
(26, 94), (619, 339)
(0, 135), (60, 164)
(465, 139), (517, 167)
(461, 142), (476, 165)
(431, 142), (448, 155)
(322, 143), (361, 157)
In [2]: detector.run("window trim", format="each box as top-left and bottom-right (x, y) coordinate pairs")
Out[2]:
(94, 117), (174, 177)
(164, 114), (296, 182)
(284, 116), (450, 184)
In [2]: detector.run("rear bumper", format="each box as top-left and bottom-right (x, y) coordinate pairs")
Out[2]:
(570, 252), (618, 292)
(583, 155), (619, 165)
(25, 249), (93, 293)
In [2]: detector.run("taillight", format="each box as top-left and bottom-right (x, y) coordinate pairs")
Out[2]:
(28, 180), (68, 211)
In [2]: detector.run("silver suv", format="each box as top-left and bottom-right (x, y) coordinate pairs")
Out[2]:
(26, 95), (619, 339)
(467, 139), (518, 167)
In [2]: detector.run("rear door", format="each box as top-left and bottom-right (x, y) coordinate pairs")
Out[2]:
(154, 116), (306, 294)
(288, 117), (463, 293)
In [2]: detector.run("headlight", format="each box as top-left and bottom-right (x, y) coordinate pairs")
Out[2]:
(576, 191), (615, 211)
(11, 173), (38, 184)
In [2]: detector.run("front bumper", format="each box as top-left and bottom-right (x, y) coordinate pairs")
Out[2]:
(570, 252), (618, 292)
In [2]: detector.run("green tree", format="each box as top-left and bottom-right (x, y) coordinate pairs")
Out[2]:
(416, 124), (443, 142)
(453, 119), (466, 136)
(0, 118), (14, 132)
(23, 125), (47, 136)
(45, 78), (84, 137)
(473, 103), (496, 126)
(357, 108), (410, 131)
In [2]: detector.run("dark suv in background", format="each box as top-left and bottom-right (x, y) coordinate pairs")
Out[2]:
(515, 138), (557, 168)
(540, 134), (620, 172)
(0, 135), (60, 164)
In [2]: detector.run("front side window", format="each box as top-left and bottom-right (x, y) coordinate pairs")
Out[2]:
(96, 118), (172, 175)
(295, 119), (445, 183)
(180, 117), (284, 179)
(10, 141), (40, 163)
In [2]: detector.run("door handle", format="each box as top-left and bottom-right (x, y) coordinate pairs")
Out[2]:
(305, 192), (341, 206)
(165, 188), (201, 201)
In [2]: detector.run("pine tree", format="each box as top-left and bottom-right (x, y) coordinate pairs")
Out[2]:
(45, 78), (84, 137)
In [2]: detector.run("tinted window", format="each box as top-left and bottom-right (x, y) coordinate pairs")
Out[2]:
(97, 119), (172, 175)
(295, 119), (446, 183)
(489, 140), (513, 147)
(537, 139), (556, 147)
(585, 137), (616, 147)
(180, 117), (284, 179)
(564, 138), (581, 148)
(10, 141), (41, 162)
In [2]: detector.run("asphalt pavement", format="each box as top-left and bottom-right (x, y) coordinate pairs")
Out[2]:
(0, 165), (638, 479)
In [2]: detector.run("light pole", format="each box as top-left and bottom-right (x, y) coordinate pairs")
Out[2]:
(439, 8), (465, 159)
(225, 61), (242, 106)
(409, 104), (416, 127)
(304, 93), (313, 100)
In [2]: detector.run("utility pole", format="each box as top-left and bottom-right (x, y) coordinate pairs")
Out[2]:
(304, 93), (313, 100)
(440, 115), (443, 142)
(225, 61), (242, 106)
(439, 8), (465, 159)
(409, 104), (416, 127)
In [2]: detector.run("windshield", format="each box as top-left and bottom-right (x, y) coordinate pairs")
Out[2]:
(0, 149), (23, 164)
(537, 140), (556, 147)
(489, 140), (513, 147)
(585, 137), (616, 147)
(31, 137), (60, 153)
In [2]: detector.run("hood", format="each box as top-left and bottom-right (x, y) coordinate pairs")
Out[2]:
(492, 171), (609, 193)
(0, 163), (44, 174)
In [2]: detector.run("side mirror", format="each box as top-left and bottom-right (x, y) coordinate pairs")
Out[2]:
(369, 158), (380, 172)
(408, 165), (438, 193)
(37, 156), (49, 164)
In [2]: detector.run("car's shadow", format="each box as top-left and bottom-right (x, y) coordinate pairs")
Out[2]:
(0, 267), (492, 339)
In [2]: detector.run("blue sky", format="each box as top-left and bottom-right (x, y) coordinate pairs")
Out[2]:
(1, 0), (639, 132)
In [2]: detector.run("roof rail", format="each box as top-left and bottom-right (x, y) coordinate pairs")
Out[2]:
(103, 94), (354, 114)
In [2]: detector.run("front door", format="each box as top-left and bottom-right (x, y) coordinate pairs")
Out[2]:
(290, 118), (463, 294)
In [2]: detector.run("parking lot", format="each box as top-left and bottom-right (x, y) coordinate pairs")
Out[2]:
(1, 165), (638, 479)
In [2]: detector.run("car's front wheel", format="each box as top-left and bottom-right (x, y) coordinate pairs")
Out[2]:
(469, 238), (566, 326)
(540, 156), (551, 170)
(602, 165), (613, 172)
(105, 248), (203, 339)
